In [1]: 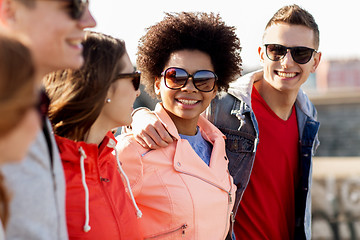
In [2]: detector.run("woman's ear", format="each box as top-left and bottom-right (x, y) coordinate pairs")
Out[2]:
(154, 77), (161, 96)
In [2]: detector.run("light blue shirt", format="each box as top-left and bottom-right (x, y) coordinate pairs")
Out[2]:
(179, 127), (213, 166)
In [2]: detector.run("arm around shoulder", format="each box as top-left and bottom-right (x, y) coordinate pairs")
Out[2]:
(123, 106), (174, 149)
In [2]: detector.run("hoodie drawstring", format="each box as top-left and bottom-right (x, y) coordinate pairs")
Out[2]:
(112, 146), (142, 218)
(79, 147), (91, 232)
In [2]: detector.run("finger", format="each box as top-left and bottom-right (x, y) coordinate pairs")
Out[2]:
(143, 127), (169, 149)
(153, 122), (174, 144)
(134, 134), (151, 149)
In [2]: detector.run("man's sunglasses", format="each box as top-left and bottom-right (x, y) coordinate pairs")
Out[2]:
(40, 0), (88, 20)
(161, 67), (217, 92)
(116, 71), (141, 91)
(264, 44), (317, 64)
(62, 0), (88, 20)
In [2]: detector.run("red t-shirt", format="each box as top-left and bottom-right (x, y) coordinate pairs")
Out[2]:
(234, 86), (299, 239)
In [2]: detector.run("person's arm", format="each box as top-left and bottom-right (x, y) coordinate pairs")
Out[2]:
(127, 108), (173, 149)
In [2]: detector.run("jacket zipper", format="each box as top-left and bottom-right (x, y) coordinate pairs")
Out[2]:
(176, 169), (232, 194)
(176, 169), (234, 239)
(97, 166), (123, 236)
(222, 172), (233, 239)
(144, 224), (187, 239)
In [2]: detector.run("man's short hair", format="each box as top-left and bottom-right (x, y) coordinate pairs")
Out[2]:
(263, 4), (320, 49)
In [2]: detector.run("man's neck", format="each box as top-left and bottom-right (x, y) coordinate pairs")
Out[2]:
(254, 80), (298, 121)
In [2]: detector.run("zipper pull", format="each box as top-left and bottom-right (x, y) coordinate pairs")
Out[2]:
(182, 224), (187, 237)
(100, 177), (110, 182)
(230, 212), (235, 223)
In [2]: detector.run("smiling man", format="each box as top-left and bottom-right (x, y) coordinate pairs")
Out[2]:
(214, 4), (321, 239)
(0, 0), (96, 239)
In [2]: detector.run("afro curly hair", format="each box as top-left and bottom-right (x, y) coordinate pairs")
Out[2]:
(137, 12), (242, 98)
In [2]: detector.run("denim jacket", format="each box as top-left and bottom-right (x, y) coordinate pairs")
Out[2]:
(205, 70), (320, 240)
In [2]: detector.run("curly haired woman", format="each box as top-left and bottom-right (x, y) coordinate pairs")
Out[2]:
(116, 12), (242, 239)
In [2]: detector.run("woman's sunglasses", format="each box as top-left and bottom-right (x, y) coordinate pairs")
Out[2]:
(116, 71), (141, 91)
(161, 67), (217, 92)
(264, 44), (317, 64)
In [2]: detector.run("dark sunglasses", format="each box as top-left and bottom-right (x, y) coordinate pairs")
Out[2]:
(161, 67), (217, 92)
(264, 44), (317, 64)
(40, 0), (88, 20)
(64, 0), (88, 20)
(116, 71), (141, 91)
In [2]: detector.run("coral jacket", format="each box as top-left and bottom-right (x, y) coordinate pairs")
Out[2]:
(117, 103), (236, 239)
(56, 132), (141, 240)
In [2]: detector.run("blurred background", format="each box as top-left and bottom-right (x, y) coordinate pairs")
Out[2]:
(90, 1), (360, 239)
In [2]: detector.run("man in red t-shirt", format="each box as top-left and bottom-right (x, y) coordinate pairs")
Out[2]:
(128, 4), (321, 240)
(233, 5), (321, 239)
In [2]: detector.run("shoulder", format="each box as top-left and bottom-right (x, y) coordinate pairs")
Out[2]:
(116, 133), (149, 159)
(227, 70), (263, 104)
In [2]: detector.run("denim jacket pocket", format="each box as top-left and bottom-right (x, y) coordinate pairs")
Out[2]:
(218, 126), (255, 188)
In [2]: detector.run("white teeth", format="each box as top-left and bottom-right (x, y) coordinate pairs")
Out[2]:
(178, 99), (198, 105)
(68, 40), (82, 47)
(277, 71), (296, 78)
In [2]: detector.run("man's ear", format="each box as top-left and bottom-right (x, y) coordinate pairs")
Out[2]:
(258, 46), (265, 65)
(311, 51), (322, 73)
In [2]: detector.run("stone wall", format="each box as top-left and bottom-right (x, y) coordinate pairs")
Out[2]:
(312, 157), (360, 240)
(310, 90), (360, 157)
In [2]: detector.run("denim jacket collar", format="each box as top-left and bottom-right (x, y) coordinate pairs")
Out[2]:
(227, 70), (317, 122)
(227, 70), (263, 109)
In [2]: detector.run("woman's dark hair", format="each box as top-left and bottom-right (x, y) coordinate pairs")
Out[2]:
(137, 12), (242, 98)
(45, 31), (127, 141)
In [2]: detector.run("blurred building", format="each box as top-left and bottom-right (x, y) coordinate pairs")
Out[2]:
(306, 58), (360, 157)
(316, 59), (360, 90)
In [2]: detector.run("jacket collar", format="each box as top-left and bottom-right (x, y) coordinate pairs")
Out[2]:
(154, 103), (225, 142)
(55, 131), (117, 168)
(295, 89), (318, 121)
(227, 70), (317, 120)
(227, 70), (263, 108)
(153, 103), (231, 192)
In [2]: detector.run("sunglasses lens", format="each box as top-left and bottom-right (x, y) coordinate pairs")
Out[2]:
(193, 71), (217, 92)
(266, 44), (287, 61)
(266, 44), (314, 64)
(291, 47), (314, 64)
(115, 71), (141, 91)
(164, 68), (188, 89)
(132, 75), (140, 91)
(71, 0), (88, 20)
